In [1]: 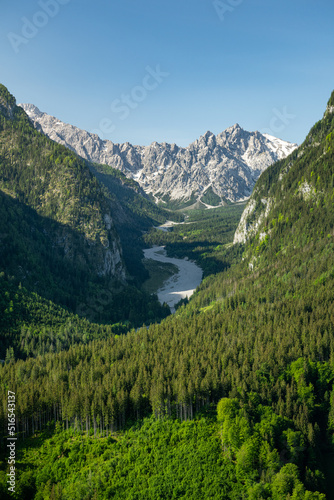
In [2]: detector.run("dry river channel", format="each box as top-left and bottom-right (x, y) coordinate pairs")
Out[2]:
(142, 245), (203, 312)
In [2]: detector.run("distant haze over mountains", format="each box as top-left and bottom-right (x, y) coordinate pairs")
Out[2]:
(20, 103), (298, 208)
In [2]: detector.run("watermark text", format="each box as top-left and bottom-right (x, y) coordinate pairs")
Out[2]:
(8, 0), (71, 54)
(92, 65), (170, 139)
(7, 391), (16, 493)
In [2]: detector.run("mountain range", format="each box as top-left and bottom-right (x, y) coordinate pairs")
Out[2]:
(19, 103), (298, 209)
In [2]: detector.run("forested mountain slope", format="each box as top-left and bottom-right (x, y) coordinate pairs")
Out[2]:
(1, 91), (334, 498)
(0, 86), (125, 281)
(0, 84), (170, 329)
(234, 90), (334, 247)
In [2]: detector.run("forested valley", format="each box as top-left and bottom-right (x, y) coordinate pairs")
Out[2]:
(0, 85), (334, 498)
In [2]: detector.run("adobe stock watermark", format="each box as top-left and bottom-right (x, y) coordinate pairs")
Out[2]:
(8, 0), (71, 54)
(92, 65), (170, 139)
(213, 0), (243, 22)
(260, 106), (296, 137)
(7, 391), (16, 494)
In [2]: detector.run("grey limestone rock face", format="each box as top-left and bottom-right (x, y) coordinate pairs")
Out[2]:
(0, 96), (15, 119)
(19, 104), (297, 207)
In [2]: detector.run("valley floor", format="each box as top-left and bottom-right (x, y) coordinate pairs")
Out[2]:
(143, 246), (203, 311)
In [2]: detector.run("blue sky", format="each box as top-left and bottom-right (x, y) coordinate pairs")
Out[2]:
(1, 0), (334, 146)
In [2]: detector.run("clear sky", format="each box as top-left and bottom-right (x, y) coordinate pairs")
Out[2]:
(1, 0), (334, 147)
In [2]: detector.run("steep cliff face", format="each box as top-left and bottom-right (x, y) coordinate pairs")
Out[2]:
(0, 92), (15, 119)
(0, 84), (127, 320)
(20, 104), (297, 208)
(233, 196), (274, 245)
(233, 90), (334, 250)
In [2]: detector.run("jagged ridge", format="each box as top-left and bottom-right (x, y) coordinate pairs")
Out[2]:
(19, 104), (298, 208)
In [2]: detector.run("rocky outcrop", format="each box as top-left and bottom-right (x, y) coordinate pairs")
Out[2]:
(51, 219), (126, 283)
(19, 104), (298, 207)
(233, 196), (273, 244)
(0, 96), (15, 119)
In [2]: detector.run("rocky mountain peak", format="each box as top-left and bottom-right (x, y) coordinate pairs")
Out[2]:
(202, 130), (214, 139)
(20, 103), (43, 118)
(225, 123), (242, 134)
(196, 130), (216, 149)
